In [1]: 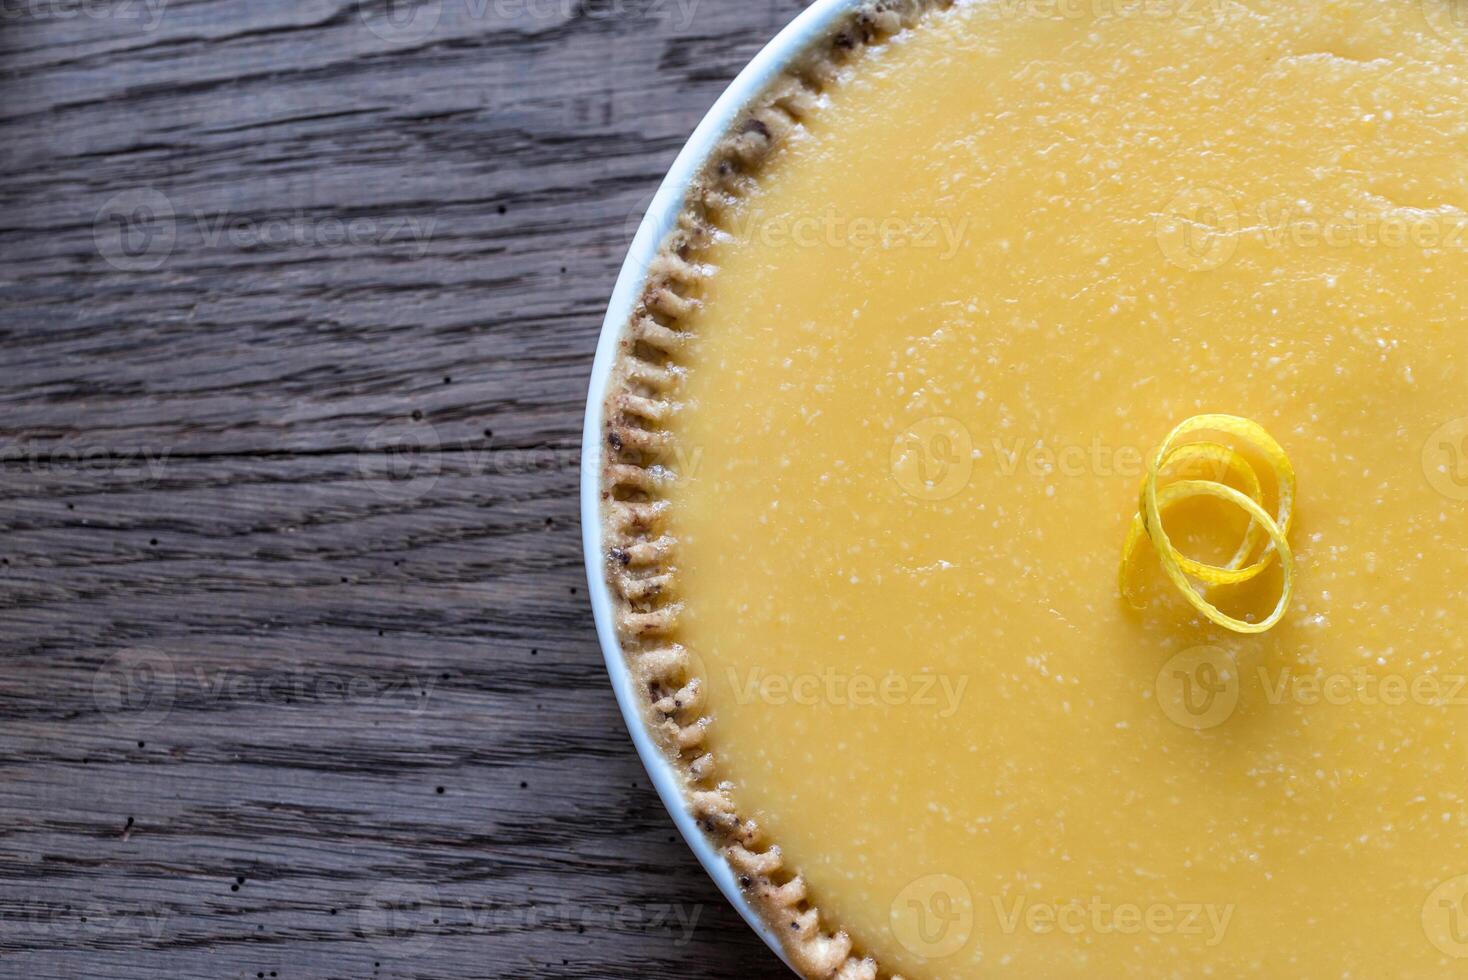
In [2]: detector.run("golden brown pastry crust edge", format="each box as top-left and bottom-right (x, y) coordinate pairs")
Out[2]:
(597, 2), (954, 977)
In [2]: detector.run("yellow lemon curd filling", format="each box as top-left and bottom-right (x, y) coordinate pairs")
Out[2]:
(664, 2), (1468, 975)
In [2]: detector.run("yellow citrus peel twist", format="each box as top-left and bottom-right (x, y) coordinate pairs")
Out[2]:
(1120, 414), (1296, 635)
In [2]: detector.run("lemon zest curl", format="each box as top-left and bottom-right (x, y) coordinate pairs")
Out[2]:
(1120, 414), (1296, 635)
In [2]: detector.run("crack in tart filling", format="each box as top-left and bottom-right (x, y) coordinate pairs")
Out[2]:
(600, 0), (1468, 975)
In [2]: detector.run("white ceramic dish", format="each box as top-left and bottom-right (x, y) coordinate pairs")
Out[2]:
(579, 0), (866, 968)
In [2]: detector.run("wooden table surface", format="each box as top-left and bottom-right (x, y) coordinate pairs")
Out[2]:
(0, 1), (807, 975)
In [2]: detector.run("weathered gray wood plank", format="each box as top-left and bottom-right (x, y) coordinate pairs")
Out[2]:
(0, 0), (806, 975)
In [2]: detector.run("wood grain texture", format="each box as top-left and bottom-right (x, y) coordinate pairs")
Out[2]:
(0, 1), (808, 975)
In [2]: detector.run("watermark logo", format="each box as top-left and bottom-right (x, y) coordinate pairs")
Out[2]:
(890, 876), (1234, 956)
(194, 210), (435, 256)
(92, 648), (177, 732)
(553, 0), (701, 28)
(1155, 645), (1239, 730)
(1423, 417), (1468, 502)
(354, 890), (702, 953)
(0, 0), (170, 30)
(1422, 0), (1468, 41)
(891, 417), (974, 501)
(0, 901), (169, 942)
(94, 188), (176, 272)
(678, 648), (708, 694)
(1158, 190), (1468, 271)
(94, 190), (435, 269)
(359, 0), (700, 43)
(989, 436), (1146, 480)
(993, 896), (1233, 944)
(1258, 668), (1468, 708)
(726, 668), (968, 718)
(192, 667), (437, 712)
(358, 882), (442, 957)
(359, 0), (442, 43)
(354, 426), (595, 499)
(1424, 874), (1468, 958)
(0, 437), (170, 484)
(722, 207), (970, 260)
(977, 0), (1230, 24)
(625, 198), (968, 258)
(92, 652), (435, 730)
(1251, 203), (1468, 252)
(1155, 188), (1239, 272)
(358, 419), (442, 502)
(458, 900), (703, 943)
(622, 187), (658, 248)
(891, 874), (973, 960)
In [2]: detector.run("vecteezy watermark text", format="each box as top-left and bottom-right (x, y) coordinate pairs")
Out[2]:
(891, 418), (1165, 501)
(888, 873), (1233, 961)
(357, 0), (702, 44)
(93, 648), (439, 733)
(356, 883), (703, 957)
(1156, 645), (1468, 730)
(1258, 668), (1468, 708)
(0, 901), (169, 942)
(976, 0), (1231, 23)
(0, 0), (169, 29)
(722, 207), (971, 260)
(726, 668), (969, 718)
(193, 210), (435, 255)
(0, 438), (170, 483)
(94, 189), (436, 271)
(992, 895), (1233, 946)
(1157, 188), (1468, 271)
(357, 419), (702, 501)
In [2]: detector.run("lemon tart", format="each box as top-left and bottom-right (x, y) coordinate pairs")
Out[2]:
(599, 1), (1468, 976)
